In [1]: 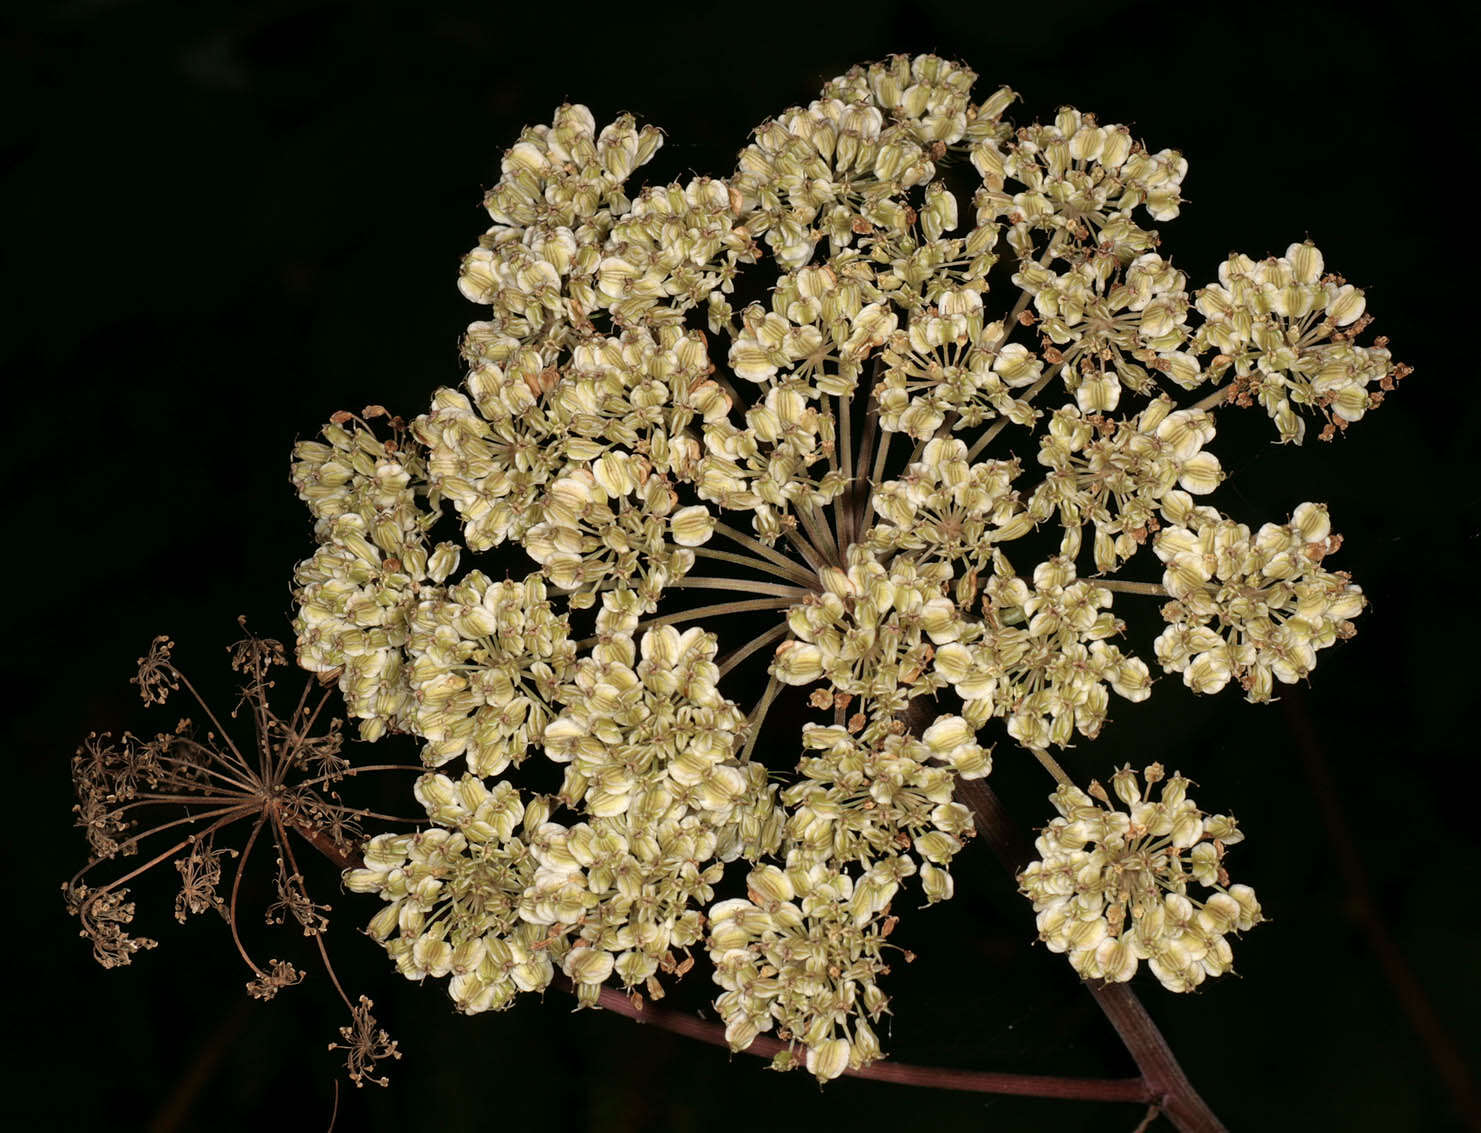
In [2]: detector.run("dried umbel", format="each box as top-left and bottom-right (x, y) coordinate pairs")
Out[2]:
(330, 995), (402, 1088)
(66, 624), (407, 1087)
(288, 52), (1405, 1080)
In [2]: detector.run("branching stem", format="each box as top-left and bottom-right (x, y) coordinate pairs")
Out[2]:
(860, 428), (892, 531)
(1098, 579), (1168, 597)
(740, 675), (782, 762)
(795, 496), (840, 566)
(1028, 744), (1074, 787)
(574, 598), (797, 650)
(584, 980), (1150, 1103)
(782, 525), (830, 576)
(692, 546), (816, 588)
(1189, 383), (1235, 413)
(965, 361), (1062, 463)
(712, 521), (811, 580)
(668, 577), (810, 599)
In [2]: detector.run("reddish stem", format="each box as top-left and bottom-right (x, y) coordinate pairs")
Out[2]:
(292, 821), (357, 870)
(1087, 984), (1223, 1132)
(585, 981), (1149, 1103)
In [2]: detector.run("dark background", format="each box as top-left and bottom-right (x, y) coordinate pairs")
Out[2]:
(5, 2), (1477, 1130)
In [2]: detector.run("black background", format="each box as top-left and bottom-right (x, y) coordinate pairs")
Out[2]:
(6, 2), (1477, 1130)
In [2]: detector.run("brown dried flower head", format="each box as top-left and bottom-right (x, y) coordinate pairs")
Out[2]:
(66, 619), (418, 1085)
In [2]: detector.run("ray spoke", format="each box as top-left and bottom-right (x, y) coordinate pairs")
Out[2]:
(966, 362), (1061, 462)
(712, 520), (817, 582)
(740, 676), (783, 763)
(796, 496), (840, 566)
(669, 576), (811, 599)
(692, 546), (816, 587)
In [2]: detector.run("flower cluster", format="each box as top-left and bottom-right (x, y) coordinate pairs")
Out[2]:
(1152, 499), (1364, 700)
(347, 778), (555, 1013)
(731, 55), (1003, 274)
(543, 627), (760, 825)
(1018, 765), (1262, 992)
(281, 50), (1406, 1081)
(596, 179), (753, 327)
(935, 556), (1151, 745)
(1030, 398), (1220, 571)
(419, 101), (753, 577)
(1193, 244), (1408, 443)
(707, 711), (985, 1078)
(872, 296), (1037, 440)
(709, 864), (896, 1081)
(292, 411), (450, 740)
(404, 571), (575, 775)
(991, 107), (1188, 262)
(784, 715), (986, 884)
(1018, 252), (1201, 409)
(351, 626), (779, 1010)
(462, 104), (663, 348)
(772, 546), (961, 711)
(866, 437), (1034, 575)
